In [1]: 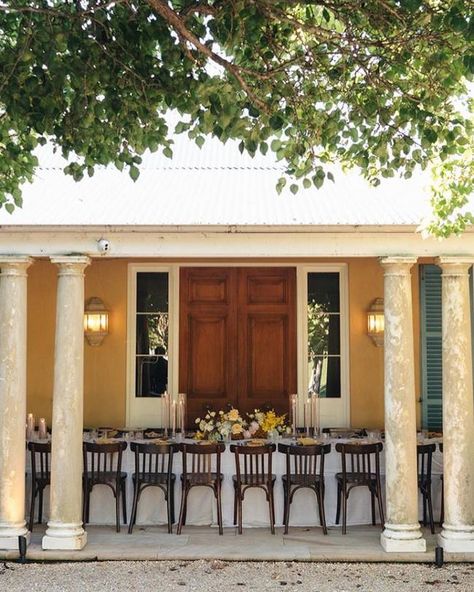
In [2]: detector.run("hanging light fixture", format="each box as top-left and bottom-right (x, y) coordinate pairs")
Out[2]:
(84, 297), (109, 346)
(367, 298), (384, 347)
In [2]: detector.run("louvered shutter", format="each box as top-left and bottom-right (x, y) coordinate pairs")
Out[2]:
(420, 265), (443, 430)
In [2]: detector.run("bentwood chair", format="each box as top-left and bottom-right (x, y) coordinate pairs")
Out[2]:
(417, 443), (436, 534)
(82, 440), (128, 532)
(335, 442), (384, 534)
(128, 441), (177, 534)
(279, 442), (331, 534)
(177, 442), (225, 535)
(27, 441), (51, 531)
(231, 443), (276, 535)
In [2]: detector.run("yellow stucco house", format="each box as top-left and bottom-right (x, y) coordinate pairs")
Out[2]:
(0, 135), (472, 556)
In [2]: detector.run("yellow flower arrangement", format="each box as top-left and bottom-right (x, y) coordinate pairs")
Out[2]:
(261, 410), (286, 434)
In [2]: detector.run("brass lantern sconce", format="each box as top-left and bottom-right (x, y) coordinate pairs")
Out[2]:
(84, 297), (109, 346)
(367, 298), (384, 347)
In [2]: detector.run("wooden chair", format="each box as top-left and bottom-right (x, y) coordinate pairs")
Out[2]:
(417, 442), (436, 534)
(27, 441), (51, 531)
(177, 442), (225, 535)
(82, 440), (128, 532)
(335, 442), (384, 534)
(128, 441), (177, 534)
(279, 442), (331, 534)
(231, 443), (276, 535)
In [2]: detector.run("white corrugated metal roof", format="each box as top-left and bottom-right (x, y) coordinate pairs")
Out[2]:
(0, 132), (435, 228)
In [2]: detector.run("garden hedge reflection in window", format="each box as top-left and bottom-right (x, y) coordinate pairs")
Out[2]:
(135, 272), (169, 397)
(307, 273), (341, 398)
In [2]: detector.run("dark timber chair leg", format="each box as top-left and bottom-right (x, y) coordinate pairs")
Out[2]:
(28, 485), (36, 532)
(335, 482), (342, 525)
(128, 482), (140, 534)
(121, 480), (127, 524)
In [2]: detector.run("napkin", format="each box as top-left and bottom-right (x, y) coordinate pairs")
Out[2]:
(145, 431), (164, 439)
(297, 437), (320, 446)
(246, 439), (267, 447)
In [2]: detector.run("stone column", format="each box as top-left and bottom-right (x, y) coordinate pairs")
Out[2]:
(0, 257), (33, 549)
(437, 257), (474, 553)
(380, 257), (426, 552)
(42, 256), (90, 550)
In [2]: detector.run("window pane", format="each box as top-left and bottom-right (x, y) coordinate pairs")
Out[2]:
(136, 355), (168, 397)
(137, 272), (168, 313)
(136, 313), (169, 355)
(308, 313), (340, 357)
(308, 272), (340, 312)
(308, 356), (341, 399)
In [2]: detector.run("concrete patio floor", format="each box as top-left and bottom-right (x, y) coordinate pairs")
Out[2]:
(1, 525), (473, 563)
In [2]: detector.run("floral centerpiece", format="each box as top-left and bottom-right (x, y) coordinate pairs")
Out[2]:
(244, 409), (291, 439)
(194, 407), (246, 441)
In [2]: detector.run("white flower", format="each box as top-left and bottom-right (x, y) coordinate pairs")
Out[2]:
(210, 411), (216, 417)
(195, 418), (201, 424)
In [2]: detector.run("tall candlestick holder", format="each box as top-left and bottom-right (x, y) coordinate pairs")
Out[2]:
(289, 394), (298, 439)
(26, 413), (35, 440)
(38, 417), (48, 440)
(177, 393), (187, 438)
(171, 400), (177, 439)
(162, 391), (170, 437)
(304, 396), (312, 437)
(309, 391), (321, 438)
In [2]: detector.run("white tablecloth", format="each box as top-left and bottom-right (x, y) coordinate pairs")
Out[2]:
(26, 438), (443, 529)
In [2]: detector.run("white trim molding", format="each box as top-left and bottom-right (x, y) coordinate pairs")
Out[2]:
(126, 264), (178, 427)
(298, 264), (350, 428)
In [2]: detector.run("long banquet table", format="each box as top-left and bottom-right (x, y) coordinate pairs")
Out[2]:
(26, 437), (443, 530)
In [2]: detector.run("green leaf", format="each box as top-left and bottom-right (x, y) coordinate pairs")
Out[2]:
(129, 166), (140, 182)
(290, 183), (298, 194)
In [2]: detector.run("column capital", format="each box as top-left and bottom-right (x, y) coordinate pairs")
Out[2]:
(436, 256), (473, 276)
(380, 256), (417, 276)
(0, 256), (33, 277)
(50, 255), (90, 277)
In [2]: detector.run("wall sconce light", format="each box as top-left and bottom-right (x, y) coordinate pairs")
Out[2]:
(367, 298), (384, 347)
(84, 297), (109, 346)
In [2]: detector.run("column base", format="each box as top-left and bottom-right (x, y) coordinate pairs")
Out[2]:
(381, 524), (426, 553)
(42, 522), (87, 550)
(0, 528), (30, 550)
(438, 524), (474, 553)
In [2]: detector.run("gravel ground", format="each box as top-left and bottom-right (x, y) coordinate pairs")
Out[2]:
(1, 560), (473, 592)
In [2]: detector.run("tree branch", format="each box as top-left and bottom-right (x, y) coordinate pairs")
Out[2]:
(146, 0), (270, 112)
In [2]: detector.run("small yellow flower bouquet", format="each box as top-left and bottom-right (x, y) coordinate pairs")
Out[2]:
(244, 408), (291, 439)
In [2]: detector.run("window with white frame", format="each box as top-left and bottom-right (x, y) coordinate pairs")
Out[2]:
(307, 272), (342, 398)
(135, 272), (169, 398)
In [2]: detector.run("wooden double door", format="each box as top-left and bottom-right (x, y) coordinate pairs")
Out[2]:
(179, 267), (297, 424)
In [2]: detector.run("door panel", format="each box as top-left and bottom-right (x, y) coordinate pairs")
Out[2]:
(238, 268), (296, 415)
(180, 267), (296, 423)
(189, 314), (228, 397)
(246, 314), (288, 396)
(180, 268), (237, 421)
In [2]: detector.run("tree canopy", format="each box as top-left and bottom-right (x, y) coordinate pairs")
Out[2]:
(0, 1), (472, 234)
